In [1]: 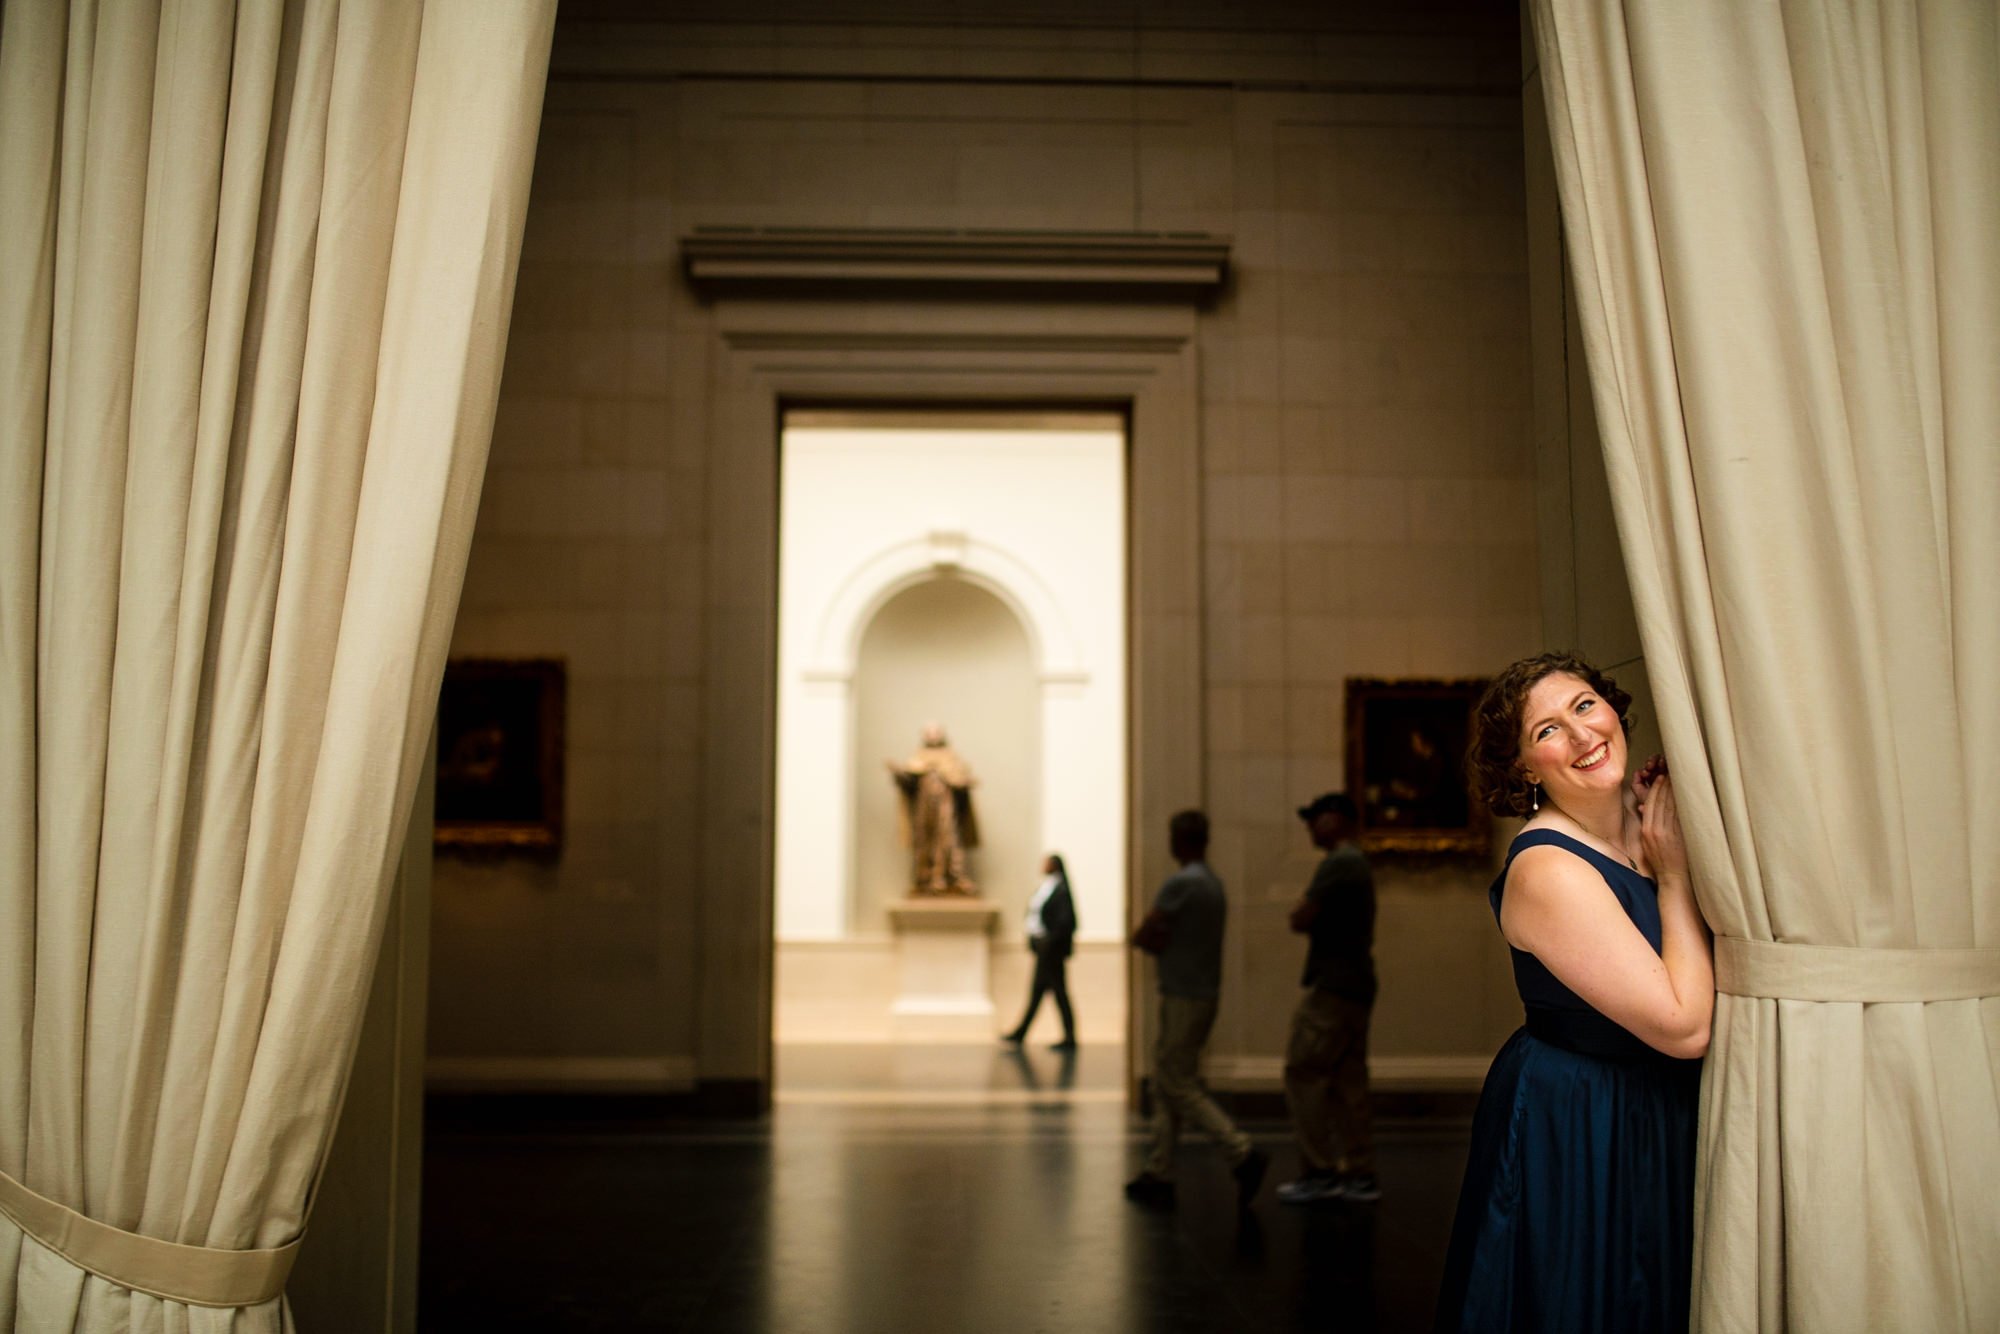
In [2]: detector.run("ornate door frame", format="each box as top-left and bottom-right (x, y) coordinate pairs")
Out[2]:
(692, 249), (1221, 1104)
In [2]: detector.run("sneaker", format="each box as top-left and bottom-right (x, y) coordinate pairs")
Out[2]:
(1333, 1173), (1382, 1203)
(1232, 1147), (1270, 1209)
(1275, 1173), (1344, 1206)
(1124, 1172), (1177, 1207)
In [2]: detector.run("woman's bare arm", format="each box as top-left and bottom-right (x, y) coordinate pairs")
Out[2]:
(1500, 779), (1713, 1059)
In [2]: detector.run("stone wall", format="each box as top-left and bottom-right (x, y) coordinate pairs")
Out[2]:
(430, 1), (1537, 1097)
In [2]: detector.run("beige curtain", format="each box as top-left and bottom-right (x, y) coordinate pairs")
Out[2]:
(0, 1), (554, 1328)
(1529, 1), (1999, 1330)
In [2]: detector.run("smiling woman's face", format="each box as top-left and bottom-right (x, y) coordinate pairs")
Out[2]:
(1518, 671), (1627, 806)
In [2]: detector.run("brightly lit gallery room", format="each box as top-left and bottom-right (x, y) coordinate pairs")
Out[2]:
(772, 412), (1129, 1083)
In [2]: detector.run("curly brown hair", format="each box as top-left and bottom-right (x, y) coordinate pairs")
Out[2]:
(1466, 651), (1633, 817)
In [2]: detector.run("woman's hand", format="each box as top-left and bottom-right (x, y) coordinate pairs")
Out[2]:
(1622, 752), (1664, 824)
(1630, 752), (1668, 800)
(1638, 771), (1689, 884)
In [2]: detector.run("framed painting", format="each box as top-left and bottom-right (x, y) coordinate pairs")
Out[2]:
(1344, 676), (1488, 855)
(435, 657), (565, 852)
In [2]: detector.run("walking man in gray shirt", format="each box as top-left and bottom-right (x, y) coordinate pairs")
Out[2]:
(1124, 810), (1269, 1210)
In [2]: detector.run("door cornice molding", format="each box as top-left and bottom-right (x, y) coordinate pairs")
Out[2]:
(683, 227), (1230, 299)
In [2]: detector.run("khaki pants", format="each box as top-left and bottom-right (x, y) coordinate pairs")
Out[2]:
(1283, 988), (1375, 1176)
(1145, 993), (1251, 1178)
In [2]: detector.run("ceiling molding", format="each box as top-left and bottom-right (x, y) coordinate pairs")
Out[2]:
(682, 227), (1231, 299)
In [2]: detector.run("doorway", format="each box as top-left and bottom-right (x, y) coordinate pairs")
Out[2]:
(771, 411), (1128, 1096)
(692, 297), (1204, 1109)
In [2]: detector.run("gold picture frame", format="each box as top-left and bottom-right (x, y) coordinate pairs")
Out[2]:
(435, 657), (565, 853)
(1344, 676), (1489, 855)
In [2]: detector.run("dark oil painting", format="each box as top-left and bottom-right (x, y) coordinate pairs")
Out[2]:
(435, 658), (564, 851)
(1345, 677), (1488, 855)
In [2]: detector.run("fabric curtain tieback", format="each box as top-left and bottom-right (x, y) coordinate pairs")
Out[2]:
(1715, 937), (2000, 1003)
(0, 1167), (298, 1308)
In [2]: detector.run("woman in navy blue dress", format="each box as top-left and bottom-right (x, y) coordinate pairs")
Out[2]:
(1436, 652), (1714, 1333)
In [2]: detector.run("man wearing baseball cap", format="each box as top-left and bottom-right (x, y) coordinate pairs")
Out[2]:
(1275, 792), (1380, 1205)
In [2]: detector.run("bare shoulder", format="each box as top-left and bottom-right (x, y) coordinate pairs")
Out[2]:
(1503, 841), (1603, 899)
(1500, 843), (1620, 949)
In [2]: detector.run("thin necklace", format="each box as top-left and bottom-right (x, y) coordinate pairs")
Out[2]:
(1547, 804), (1637, 870)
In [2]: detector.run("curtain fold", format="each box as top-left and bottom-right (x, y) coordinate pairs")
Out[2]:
(1529, 2), (1999, 1330)
(0, 1), (556, 1328)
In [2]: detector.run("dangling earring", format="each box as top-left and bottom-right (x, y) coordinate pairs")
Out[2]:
(1530, 782), (1540, 813)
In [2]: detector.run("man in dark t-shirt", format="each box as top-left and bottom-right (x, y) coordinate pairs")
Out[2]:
(1276, 792), (1380, 1205)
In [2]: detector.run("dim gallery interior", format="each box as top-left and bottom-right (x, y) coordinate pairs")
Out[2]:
(0, 1), (1994, 1332)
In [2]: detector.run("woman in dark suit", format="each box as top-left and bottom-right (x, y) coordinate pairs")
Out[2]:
(1002, 853), (1078, 1050)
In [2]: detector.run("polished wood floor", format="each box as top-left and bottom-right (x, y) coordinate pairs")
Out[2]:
(419, 1044), (1473, 1332)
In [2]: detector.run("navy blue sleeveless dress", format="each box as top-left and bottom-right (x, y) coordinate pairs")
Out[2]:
(1434, 829), (1702, 1333)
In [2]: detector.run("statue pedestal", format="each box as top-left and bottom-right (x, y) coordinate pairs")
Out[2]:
(887, 897), (1002, 1041)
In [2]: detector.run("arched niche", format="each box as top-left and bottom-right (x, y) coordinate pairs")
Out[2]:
(851, 577), (1039, 932)
(776, 511), (1121, 945)
(805, 530), (1088, 688)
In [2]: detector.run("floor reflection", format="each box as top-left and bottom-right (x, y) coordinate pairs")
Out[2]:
(999, 1042), (1078, 1092)
(419, 1045), (1469, 1332)
(775, 1041), (1114, 1103)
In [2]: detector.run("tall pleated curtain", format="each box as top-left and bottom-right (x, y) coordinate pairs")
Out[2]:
(0, 1), (554, 1328)
(1529, 2), (1999, 1330)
